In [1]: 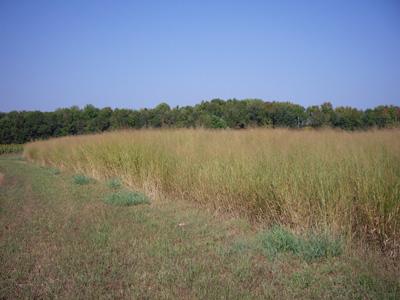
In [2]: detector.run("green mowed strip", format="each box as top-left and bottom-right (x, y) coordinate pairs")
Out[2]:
(0, 156), (398, 299)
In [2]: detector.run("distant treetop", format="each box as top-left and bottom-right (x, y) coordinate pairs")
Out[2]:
(1, 99), (399, 144)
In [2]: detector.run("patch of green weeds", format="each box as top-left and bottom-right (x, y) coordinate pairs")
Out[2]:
(259, 226), (300, 257)
(302, 232), (342, 261)
(48, 167), (60, 175)
(104, 190), (150, 206)
(106, 178), (122, 189)
(73, 174), (91, 185)
(258, 226), (343, 261)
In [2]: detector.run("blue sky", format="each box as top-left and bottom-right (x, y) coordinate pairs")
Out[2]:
(0, 0), (399, 112)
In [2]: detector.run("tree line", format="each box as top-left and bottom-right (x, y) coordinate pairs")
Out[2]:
(1, 99), (399, 144)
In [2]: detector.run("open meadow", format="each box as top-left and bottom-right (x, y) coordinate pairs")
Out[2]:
(0, 128), (399, 298)
(2, 1), (400, 298)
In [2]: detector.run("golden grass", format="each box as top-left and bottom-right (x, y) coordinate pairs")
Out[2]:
(24, 129), (400, 252)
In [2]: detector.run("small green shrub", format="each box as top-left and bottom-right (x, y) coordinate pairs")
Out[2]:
(73, 174), (91, 185)
(104, 190), (150, 206)
(302, 233), (343, 261)
(107, 178), (122, 189)
(259, 226), (342, 261)
(259, 226), (300, 257)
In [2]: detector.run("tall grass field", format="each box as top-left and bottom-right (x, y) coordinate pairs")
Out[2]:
(24, 129), (400, 253)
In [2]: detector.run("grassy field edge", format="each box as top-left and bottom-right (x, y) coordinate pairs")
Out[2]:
(1, 155), (399, 298)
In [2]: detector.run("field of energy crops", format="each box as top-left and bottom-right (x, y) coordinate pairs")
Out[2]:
(24, 129), (400, 254)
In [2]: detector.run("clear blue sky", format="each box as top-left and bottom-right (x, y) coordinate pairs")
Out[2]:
(0, 0), (399, 112)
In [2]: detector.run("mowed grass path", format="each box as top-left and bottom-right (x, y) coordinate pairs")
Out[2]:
(0, 156), (398, 299)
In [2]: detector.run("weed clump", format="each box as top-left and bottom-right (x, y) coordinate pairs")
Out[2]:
(48, 167), (60, 175)
(302, 232), (342, 261)
(107, 178), (122, 189)
(73, 174), (91, 185)
(259, 226), (342, 261)
(104, 190), (150, 206)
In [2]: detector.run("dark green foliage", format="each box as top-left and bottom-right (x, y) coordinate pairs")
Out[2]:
(270, 102), (306, 128)
(306, 102), (335, 127)
(73, 174), (91, 185)
(0, 144), (23, 154)
(1, 99), (399, 144)
(104, 190), (150, 206)
(259, 226), (343, 261)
